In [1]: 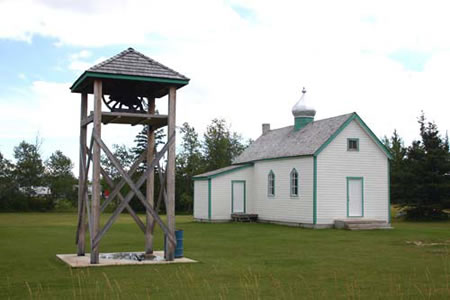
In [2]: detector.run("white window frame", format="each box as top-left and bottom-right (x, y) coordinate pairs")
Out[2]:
(290, 168), (299, 197)
(268, 170), (275, 197)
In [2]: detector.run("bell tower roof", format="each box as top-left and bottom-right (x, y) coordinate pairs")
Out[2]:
(70, 48), (190, 97)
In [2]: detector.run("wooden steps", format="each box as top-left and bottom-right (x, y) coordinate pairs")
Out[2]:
(231, 213), (258, 222)
(334, 219), (392, 230)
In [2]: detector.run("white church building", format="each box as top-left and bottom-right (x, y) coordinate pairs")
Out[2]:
(193, 89), (392, 228)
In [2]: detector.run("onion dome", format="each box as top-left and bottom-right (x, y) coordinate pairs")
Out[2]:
(292, 87), (316, 118)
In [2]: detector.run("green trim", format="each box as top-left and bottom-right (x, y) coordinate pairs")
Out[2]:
(208, 179), (212, 220)
(294, 116), (314, 131)
(268, 170), (275, 197)
(70, 71), (190, 92)
(388, 160), (391, 224)
(231, 180), (246, 213)
(313, 156), (317, 224)
(347, 138), (359, 151)
(193, 164), (253, 180)
(314, 113), (393, 159)
(346, 177), (364, 217)
(290, 168), (299, 197)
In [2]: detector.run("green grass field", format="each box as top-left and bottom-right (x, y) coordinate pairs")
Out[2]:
(0, 213), (448, 299)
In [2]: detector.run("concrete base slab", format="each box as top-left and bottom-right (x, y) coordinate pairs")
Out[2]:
(57, 251), (197, 268)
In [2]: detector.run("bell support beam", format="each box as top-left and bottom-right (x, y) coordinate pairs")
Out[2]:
(90, 79), (102, 264)
(166, 86), (176, 261)
(145, 98), (156, 255)
(76, 93), (88, 256)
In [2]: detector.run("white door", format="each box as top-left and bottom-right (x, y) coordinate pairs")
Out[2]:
(232, 181), (245, 213)
(348, 178), (363, 217)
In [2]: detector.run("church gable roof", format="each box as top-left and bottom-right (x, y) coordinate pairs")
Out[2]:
(233, 112), (392, 164)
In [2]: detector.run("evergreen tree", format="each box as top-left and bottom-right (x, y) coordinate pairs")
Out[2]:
(132, 125), (166, 160)
(388, 130), (408, 204)
(402, 113), (450, 219)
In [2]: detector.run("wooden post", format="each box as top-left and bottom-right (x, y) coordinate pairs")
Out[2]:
(91, 80), (102, 264)
(166, 87), (176, 261)
(145, 98), (156, 255)
(77, 93), (88, 256)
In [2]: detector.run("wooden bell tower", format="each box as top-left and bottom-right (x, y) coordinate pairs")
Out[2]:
(70, 48), (189, 264)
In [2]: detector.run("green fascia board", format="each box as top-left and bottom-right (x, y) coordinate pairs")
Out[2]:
(388, 160), (391, 224)
(208, 179), (212, 220)
(314, 113), (393, 159)
(313, 156), (317, 224)
(346, 177), (364, 217)
(193, 164), (253, 180)
(70, 71), (190, 92)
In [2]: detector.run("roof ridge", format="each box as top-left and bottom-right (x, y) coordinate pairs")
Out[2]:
(264, 112), (354, 133)
(313, 112), (355, 123)
(131, 49), (190, 80)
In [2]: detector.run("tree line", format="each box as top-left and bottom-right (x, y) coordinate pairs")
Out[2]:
(0, 139), (76, 211)
(0, 118), (249, 213)
(1, 113), (448, 220)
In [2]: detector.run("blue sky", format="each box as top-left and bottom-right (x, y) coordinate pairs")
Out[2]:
(1, 0), (449, 174)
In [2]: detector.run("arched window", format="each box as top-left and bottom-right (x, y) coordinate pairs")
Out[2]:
(290, 168), (299, 197)
(268, 170), (275, 196)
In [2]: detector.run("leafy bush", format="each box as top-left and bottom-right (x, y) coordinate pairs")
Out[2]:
(54, 198), (75, 212)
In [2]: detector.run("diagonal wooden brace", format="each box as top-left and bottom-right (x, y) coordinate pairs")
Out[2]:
(92, 132), (176, 249)
(100, 166), (146, 233)
(100, 150), (147, 213)
(84, 143), (146, 233)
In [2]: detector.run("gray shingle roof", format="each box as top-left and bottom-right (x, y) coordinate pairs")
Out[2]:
(233, 113), (354, 164)
(88, 48), (189, 81)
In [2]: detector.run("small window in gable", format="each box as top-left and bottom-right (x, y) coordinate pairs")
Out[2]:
(268, 170), (275, 197)
(290, 168), (299, 197)
(347, 138), (359, 151)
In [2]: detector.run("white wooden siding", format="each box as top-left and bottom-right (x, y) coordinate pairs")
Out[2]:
(210, 167), (253, 220)
(193, 180), (208, 219)
(253, 157), (314, 223)
(316, 120), (389, 224)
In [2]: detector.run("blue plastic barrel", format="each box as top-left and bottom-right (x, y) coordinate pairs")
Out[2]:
(164, 229), (184, 259)
(175, 230), (184, 258)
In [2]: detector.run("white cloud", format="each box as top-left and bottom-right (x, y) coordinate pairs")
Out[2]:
(70, 50), (92, 60)
(0, 0), (450, 162)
